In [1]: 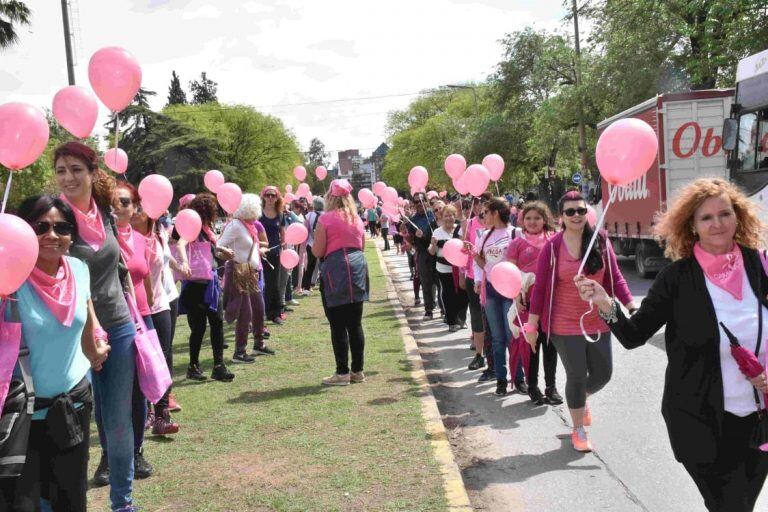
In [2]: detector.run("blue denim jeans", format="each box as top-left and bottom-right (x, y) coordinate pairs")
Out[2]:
(484, 284), (524, 382)
(92, 320), (137, 511)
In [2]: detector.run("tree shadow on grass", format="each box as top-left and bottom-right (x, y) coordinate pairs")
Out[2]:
(228, 385), (328, 404)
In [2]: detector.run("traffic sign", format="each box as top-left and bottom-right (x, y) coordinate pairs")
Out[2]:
(572, 172), (582, 185)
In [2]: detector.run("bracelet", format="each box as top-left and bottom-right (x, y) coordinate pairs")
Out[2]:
(597, 300), (619, 324)
(93, 327), (109, 343)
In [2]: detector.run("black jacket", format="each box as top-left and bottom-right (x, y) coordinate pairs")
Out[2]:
(609, 246), (768, 464)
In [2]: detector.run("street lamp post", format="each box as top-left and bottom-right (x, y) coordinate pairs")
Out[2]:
(445, 84), (479, 119)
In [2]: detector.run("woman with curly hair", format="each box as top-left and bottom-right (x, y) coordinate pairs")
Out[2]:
(52, 141), (138, 510)
(576, 178), (768, 511)
(175, 193), (235, 382)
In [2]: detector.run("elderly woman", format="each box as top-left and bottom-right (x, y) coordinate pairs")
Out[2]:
(219, 194), (272, 363)
(576, 178), (768, 511)
(313, 179), (369, 386)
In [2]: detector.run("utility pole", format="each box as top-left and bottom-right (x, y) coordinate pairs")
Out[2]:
(61, 0), (76, 85)
(571, 0), (588, 174)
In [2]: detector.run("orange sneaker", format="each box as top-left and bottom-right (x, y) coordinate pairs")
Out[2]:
(583, 403), (592, 427)
(571, 427), (592, 452)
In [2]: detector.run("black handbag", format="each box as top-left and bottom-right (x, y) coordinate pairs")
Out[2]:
(749, 285), (768, 451)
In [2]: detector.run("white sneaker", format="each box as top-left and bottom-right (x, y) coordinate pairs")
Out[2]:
(289, 299), (300, 306)
(322, 373), (350, 386)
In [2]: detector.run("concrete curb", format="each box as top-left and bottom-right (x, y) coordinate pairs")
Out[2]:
(372, 241), (473, 511)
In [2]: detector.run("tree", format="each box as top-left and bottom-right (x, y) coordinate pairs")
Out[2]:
(0, 0), (30, 50)
(167, 71), (187, 106)
(303, 138), (329, 193)
(189, 72), (218, 104)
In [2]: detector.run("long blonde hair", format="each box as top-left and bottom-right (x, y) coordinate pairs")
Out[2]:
(654, 178), (765, 260)
(324, 192), (359, 223)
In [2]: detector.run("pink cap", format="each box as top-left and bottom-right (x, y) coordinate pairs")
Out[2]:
(330, 179), (353, 197)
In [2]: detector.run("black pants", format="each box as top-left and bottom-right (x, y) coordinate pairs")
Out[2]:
(368, 223), (377, 237)
(182, 282), (224, 367)
(683, 412), (768, 512)
(437, 271), (467, 325)
(324, 301), (365, 375)
(303, 247), (318, 290)
(528, 330), (557, 389)
(465, 277), (484, 334)
(151, 305), (174, 412)
(263, 251), (281, 319)
(0, 405), (91, 512)
(381, 227), (390, 250)
(416, 249), (436, 313)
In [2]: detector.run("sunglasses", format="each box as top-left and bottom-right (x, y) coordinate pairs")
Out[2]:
(118, 197), (132, 207)
(563, 207), (588, 217)
(32, 221), (74, 237)
(264, 193), (277, 198)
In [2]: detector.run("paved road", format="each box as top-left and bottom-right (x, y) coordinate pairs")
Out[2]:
(378, 244), (767, 512)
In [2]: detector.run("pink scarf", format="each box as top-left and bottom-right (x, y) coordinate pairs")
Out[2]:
(693, 243), (744, 300)
(60, 195), (105, 251)
(522, 231), (548, 249)
(201, 225), (217, 247)
(116, 224), (135, 262)
(27, 257), (76, 327)
(240, 219), (260, 242)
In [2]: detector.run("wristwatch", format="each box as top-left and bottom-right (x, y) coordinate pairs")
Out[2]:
(597, 300), (620, 324)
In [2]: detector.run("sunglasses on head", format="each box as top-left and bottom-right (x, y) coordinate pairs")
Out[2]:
(118, 197), (132, 207)
(32, 221), (74, 237)
(563, 207), (588, 217)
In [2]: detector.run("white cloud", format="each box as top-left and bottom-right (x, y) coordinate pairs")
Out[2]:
(4, 0), (570, 164)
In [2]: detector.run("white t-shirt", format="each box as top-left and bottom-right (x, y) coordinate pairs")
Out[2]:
(218, 220), (262, 269)
(707, 271), (767, 416)
(432, 226), (455, 273)
(472, 227), (514, 281)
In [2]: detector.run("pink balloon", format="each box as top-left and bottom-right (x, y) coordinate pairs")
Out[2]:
(297, 182), (310, 194)
(293, 166), (307, 181)
(280, 248), (300, 269)
(397, 197), (407, 206)
(383, 186), (398, 204)
(0, 103), (50, 170)
(586, 205), (597, 228)
(285, 223), (308, 245)
(465, 164), (491, 197)
(382, 203), (399, 217)
(453, 173), (469, 195)
(315, 166), (328, 180)
(442, 238), (469, 267)
(408, 166), (429, 190)
(284, 192), (296, 202)
(444, 154), (466, 179)
(596, 118), (658, 186)
(52, 86), (98, 139)
(489, 261), (523, 299)
(357, 188), (376, 209)
(426, 190), (439, 200)
(204, 170), (225, 193)
(88, 47), (142, 113)
(104, 148), (128, 174)
(0, 214), (38, 295)
(285, 184), (293, 193)
(138, 174), (173, 219)
(482, 154), (505, 181)
(410, 187), (425, 197)
(439, 191), (447, 198)
(373, 181), (387, 197)
(175, 209), (202, 242)
(390, 213), (401, 223)
(217, 183), (242, 214)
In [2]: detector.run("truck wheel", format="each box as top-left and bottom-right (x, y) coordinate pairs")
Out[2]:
(634, 242), (656, 279)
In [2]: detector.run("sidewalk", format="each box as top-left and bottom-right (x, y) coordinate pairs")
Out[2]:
(376, 240), (767, 511)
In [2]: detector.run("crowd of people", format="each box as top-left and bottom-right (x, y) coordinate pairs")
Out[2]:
(392, 180), (768, 512)
(0, 138), (767, 512)
(0, 141), (369, 512)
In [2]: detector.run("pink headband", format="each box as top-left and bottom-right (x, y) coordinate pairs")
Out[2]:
(179, 194), (195, 208)
(330, 179), (353, 197)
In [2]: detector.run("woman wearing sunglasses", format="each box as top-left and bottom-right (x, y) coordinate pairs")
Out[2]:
(259, 186), (286, 325)
(526, 190), (636, 452)
(54, 141), (138, 511)
(0, 195), (109, 511)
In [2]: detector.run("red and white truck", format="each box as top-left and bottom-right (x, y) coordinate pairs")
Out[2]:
(597, 89), (734, 276)
(598, 48), (768, 277)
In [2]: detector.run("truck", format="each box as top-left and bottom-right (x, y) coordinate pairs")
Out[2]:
(597, 89), (734, 277)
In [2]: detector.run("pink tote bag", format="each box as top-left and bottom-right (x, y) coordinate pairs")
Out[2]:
(126, 294), (171, 404)
(0, 299), (22, 416)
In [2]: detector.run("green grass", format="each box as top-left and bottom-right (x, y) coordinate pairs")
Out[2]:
(87, 242), (448, 511)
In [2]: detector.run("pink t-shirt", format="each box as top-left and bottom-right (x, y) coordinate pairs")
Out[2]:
(506, 235), (544, 273)
(318, 210), (365, 257)
(464, 216), (484, 280)
(550, 243), (608, 336)
(125, 230), (152, 317)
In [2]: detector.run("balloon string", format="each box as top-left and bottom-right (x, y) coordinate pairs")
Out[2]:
(579, 300), (601, 343)
(463, 197), (475, 241)
(577, 186), (617, 276)
(1, 171), (13, 214)
(113, 112), (120, 149)
(397, 207), (420, 230)
(495, 182), (500, 196)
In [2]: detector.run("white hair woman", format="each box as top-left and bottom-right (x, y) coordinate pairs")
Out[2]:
(219, 193), (273, 362)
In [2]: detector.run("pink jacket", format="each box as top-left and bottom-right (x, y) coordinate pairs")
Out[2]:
(529, 231), (633, 338)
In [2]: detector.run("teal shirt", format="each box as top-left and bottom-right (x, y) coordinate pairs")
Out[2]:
(15, 257), (91, 419)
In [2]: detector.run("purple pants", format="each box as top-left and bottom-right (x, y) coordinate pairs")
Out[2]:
(223, 260), (265, 353)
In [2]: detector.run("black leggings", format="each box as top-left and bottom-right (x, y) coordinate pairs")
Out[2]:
(151, 303), (175, 412)
(528, 330), (558, 389)
(324, 301), (365, 375)
(182, 282), (224, 367)
(303, 248), (318, 290)
(684, 412), (768, 512)
(465, 277), (483, 333)
(263, 251), (281, 319)
(0, 404), (91, 511)
(437, 271), (467, 325)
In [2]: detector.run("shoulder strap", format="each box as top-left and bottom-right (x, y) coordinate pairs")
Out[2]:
(312, 212), (321, 231)
(7, 298), (35, 414)
(755, 252), (765, 411)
